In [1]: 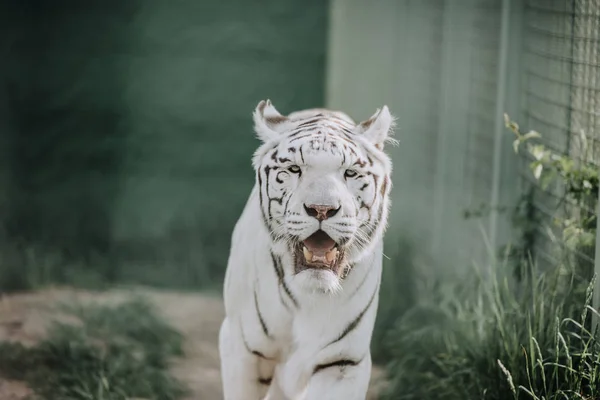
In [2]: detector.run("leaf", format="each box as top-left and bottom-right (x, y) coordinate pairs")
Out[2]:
(579, 231), (595, 247)
(504, 114), (518, 132)
(530, 145), (547, 161)
(522, 130), (541, 141)
(533, 163), (543, 180)
(558, 157), (574, 174)
(583, 180), (592, 189)
(540, 169), (557, 190)
(513, 139), (521, 154)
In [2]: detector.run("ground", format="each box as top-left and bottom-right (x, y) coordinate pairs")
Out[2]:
(0, 287), (387, 400)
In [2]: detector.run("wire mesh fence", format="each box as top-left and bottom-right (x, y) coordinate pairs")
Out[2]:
(521, 0), (599, 277)
(327, 0), (600, 282)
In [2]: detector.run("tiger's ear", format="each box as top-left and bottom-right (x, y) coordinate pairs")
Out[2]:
(354, 106), (396, 150)
(253, 99), (289, 142)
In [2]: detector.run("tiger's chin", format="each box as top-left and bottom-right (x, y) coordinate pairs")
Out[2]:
(290, 229), (348, 295)
(291, 268), (343, 295)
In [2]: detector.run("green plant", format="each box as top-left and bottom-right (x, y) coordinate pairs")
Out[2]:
(380, 113), (600, 399)
(372, 237), (419, 363)
(0, 297), (186, 400)
(379, 258), (598, 400)
(498, 275), (600, 400)
(505, 114), (598, 281)
(464, 116), (598, 284)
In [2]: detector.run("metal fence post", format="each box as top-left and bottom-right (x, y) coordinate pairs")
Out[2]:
(594, 178), (600, 331)
(430, 0), (457, 261)
(489, 0), (511, 255)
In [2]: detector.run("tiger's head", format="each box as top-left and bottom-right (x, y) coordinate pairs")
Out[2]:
(252, 100), (395, 294)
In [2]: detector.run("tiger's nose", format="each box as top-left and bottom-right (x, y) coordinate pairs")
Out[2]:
(303, 204), (340, 221)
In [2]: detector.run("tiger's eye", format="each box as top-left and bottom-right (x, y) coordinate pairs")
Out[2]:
(344, 169), (358, 178)
(288, 165), (301, 174)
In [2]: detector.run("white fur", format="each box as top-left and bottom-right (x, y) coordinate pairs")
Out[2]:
(219, 101), (395, 400)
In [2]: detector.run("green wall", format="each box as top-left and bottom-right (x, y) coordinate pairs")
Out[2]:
(0, 0), (328, 290)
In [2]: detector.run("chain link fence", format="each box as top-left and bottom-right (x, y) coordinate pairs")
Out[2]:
(327, 0), (600, 283)
(521, 0), (600, 277)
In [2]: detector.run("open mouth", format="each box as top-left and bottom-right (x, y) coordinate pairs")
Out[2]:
(295, 230), (344, 274)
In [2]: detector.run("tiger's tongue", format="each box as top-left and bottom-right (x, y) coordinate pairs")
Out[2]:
(303, 230), (336, 257)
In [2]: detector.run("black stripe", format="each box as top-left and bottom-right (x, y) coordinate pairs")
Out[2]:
(270, 196), (283, 206)
(275, 171), (286, 184)
(263, 166), (274, 225)
(265, 167), (276, 219)
(339, 133), (358, 144)
(240, 321), (272, 360)
(240, 322), (252, 353)
(364, 194), (385, 241)
(326, 285), (378, 346)
(271, 252), (284, 280)
(299, 146), (305, 163)
(290, 124), (320, 134)
(296, 117), (323, 128)
(287, 124), (319, 138)
(288, 133), (314, 143)
(339, 126), (355, 135)
(327, 114), (355, 125)
(258, 377), (272, 385)
(287, 129), (310, 139)
(313, 358), (362, 374)
(281, 276), (299, 309)
(375, 198), (385, 228)
(252, 350), (269, 359)
(349, 265), (370, 298)
(278, 285), (292, 311)
(271, 252), (299, 308)
(381, 175), (389, 196)
(283, 194), (292, 218)
(254, 289), (272, 339)
(372, 173), (379, 200)
(258, 170), (270, 232)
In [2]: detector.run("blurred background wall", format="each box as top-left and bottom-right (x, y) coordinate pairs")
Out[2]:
(1, 0), (599, 299)
(0, 0), (327, 290)
(327, 0), (520, 277)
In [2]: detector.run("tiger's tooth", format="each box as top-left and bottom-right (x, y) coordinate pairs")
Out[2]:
(303, 246), (313, 262)
(326, 248), (338, 262)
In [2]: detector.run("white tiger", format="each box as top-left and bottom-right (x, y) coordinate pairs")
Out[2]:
(218, 99), (395, 400)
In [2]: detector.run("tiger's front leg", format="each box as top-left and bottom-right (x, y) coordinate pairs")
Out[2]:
(302, 353), (373, 400)
(219, 317), (273, 400)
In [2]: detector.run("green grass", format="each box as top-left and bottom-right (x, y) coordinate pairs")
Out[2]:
(0, 297), (187, 400)
(378, 258), (600, 400)
(0, 238), (222, 294)
(371, 237), (418, 363)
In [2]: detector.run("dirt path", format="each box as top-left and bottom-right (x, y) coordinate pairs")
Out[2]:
(0, 287), (386, 399)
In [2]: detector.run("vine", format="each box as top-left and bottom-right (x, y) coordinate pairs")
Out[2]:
(504, 114), (598, 282)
